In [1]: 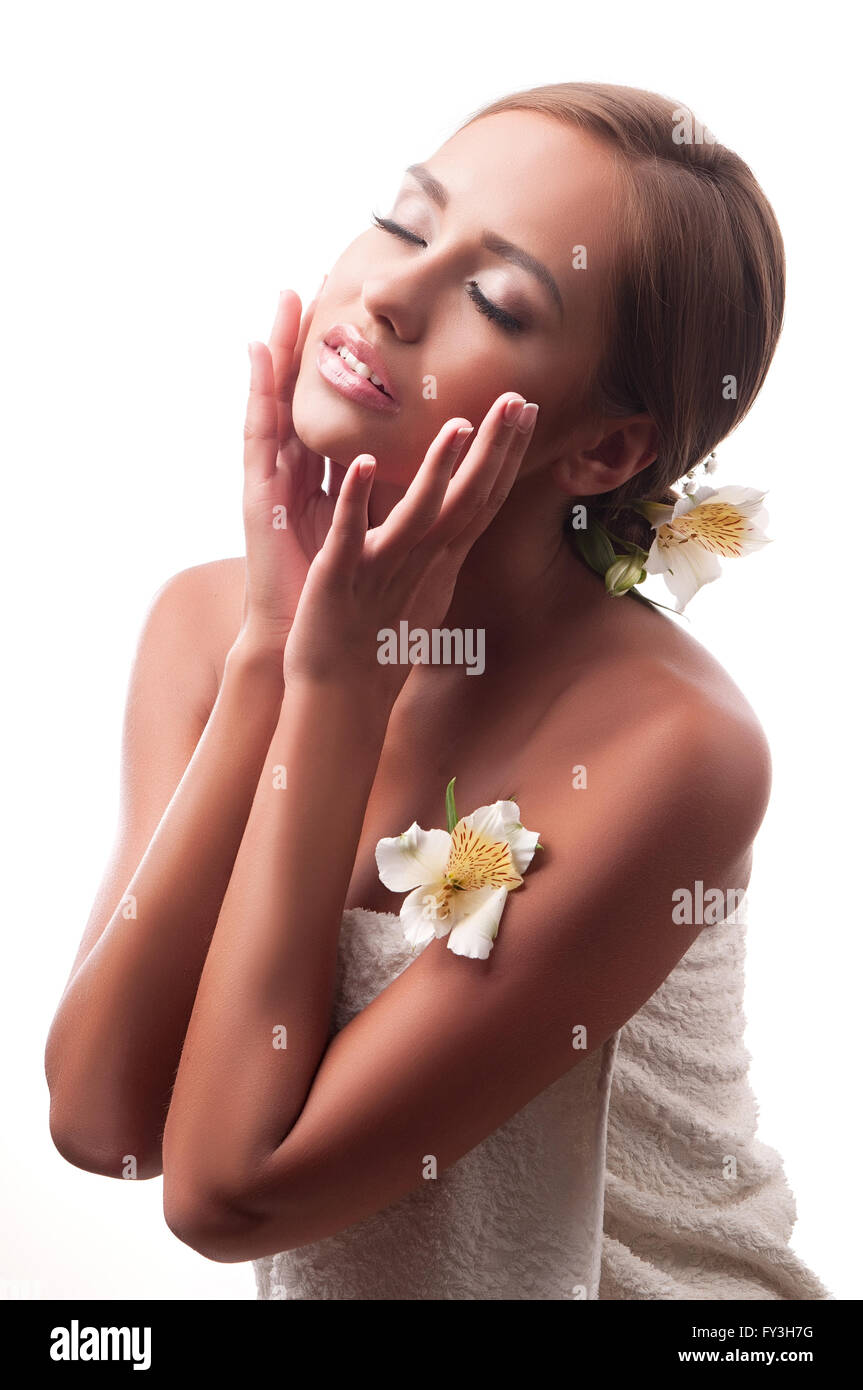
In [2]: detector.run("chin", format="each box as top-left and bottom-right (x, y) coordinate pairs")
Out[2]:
(292, 376), (417, 486)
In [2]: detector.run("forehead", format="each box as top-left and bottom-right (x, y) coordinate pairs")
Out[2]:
(417, 110), (623, 321)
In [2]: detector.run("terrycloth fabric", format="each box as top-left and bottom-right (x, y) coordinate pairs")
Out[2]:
(253, 907), (616, 1300)
(600, 899), (831, 1300)
(253, 900), (830, 1301)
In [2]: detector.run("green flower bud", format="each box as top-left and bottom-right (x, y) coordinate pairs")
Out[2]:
(605, 555), (647, 596)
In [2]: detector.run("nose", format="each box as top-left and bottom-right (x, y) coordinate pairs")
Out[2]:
(360, 283), (413, 345)
(360, 257), (433, 344)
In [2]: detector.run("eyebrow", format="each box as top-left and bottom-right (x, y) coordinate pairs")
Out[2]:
(403, 163), (564, 321)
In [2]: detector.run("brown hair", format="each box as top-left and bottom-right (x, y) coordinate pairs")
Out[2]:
(455, 82), (786, 550)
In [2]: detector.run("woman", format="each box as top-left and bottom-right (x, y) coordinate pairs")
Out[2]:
(44, 81), (831, 1300)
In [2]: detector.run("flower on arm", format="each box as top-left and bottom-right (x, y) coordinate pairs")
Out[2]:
(374, 778), (541, 961)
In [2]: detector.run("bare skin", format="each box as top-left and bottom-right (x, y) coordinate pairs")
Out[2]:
(198, 549), (763, 921)
(45, 111), (771, 1250)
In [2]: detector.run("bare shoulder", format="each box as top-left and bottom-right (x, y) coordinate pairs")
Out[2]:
(532, 611), (772, 876)
(638, 616), (773, 830)
(155, 556), (247, 711)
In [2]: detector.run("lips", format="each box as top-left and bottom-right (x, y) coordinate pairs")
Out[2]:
(322, 323), (399, 405)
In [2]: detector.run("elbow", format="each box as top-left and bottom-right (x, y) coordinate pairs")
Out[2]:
(162, 1180), (261, 1263)
(48, 1101), (164, 1181)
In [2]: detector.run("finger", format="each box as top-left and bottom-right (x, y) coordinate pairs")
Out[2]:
(403, 397), (538, 580)
(368, 418), (474, 573)
(268, 288), (301, 371)
(326, 459), (348, 502)
(318, 454), (376, 572)
(269, 285), (326, 497)
(275, 434), (325, 511)
(268, 290), (303, 445)
(274, 280), (325, 409)
(243, 342), (279, 486)
(265, 287), (316, 450)
(443, 401), (538, 565)
(414, 393), (525, 547)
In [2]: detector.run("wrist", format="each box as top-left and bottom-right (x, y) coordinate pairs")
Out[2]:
(281, 661), (397, 734)
(225, 630), (287, 687)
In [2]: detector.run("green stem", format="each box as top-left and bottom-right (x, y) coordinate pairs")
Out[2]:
(445, 776), (458, 834)
(626, 587), (690, 620)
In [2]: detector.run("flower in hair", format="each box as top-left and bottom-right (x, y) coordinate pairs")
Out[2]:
(374, 778), (541, 961)
(636, 485), (771, 612)
(571, 457), (772, 614)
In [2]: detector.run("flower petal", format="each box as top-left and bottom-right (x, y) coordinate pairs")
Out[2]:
(645, 536), (722, 612)
(459, 801), (540, 874)
(375, 823), (452, 893)
(400, 882), (453, 950)
(636, 499), (677, 528)
(460, 800), (514, 840)
(671, 493), (699, 520)
(696, 485), (768, 517)
(446, 886), (508, 960)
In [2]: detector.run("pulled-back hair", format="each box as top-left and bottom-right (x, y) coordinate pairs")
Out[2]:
(455, 82), (786, 549)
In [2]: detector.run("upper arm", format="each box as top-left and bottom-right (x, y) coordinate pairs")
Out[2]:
(198, 696), (770, 1261)
(56, 562), (226, 993)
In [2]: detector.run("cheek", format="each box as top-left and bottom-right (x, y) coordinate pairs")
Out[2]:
(292, 298), (554, 477)
(421, 341), (532, 430)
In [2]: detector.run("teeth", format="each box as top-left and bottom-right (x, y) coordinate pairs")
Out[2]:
(335, 344), (387, 392)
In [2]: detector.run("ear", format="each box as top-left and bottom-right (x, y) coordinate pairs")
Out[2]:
(549, 413), (659, 498)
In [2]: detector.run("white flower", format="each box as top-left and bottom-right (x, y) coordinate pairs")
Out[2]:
(375, 800), (540, 960)
(644, 485), (771, 612)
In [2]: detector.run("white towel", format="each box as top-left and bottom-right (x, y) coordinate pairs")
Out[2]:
(599, 897), (831, 1299)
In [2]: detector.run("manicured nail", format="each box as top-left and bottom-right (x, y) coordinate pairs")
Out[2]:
(503, 395), (526, 425)
(516, 402), (539, 432)
(357, 456), (375, 480)
(450, 425), (474, 451)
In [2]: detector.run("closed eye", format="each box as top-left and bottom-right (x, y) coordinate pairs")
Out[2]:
(370, 212), (526, 335)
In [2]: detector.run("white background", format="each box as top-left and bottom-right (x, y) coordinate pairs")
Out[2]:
(2, 0), (859, 1300)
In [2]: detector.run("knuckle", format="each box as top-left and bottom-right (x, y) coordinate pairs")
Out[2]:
(409, 504), (440, 534)
(243, 416), (279, 444)
(461, 484), (488, 512)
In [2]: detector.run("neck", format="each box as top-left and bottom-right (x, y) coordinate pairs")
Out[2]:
(362, 467), (609, 658)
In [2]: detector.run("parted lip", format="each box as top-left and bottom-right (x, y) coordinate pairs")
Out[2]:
(322, 323), (399, 403)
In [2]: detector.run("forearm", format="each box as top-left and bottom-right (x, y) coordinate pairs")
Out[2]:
(45, 638), (287, 1176)
(162, 670), (391, 1206)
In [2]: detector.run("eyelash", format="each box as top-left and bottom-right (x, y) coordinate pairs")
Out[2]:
(370, 212), (525, 334)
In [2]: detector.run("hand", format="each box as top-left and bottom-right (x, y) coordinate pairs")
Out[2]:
(238, 282), (343, 657)
(282, 392), (539, 698)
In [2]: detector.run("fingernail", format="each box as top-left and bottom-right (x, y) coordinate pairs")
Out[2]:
(516, 402), (539, 432)
(450, 425), (474, 451)
(503, 395), (526, 425)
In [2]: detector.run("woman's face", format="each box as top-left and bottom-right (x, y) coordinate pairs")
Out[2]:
(291, 109), (623, 485)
